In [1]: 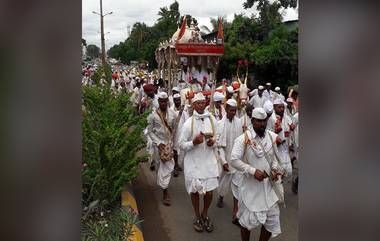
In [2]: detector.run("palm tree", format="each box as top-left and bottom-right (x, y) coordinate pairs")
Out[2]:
(199, 16), (229, 35)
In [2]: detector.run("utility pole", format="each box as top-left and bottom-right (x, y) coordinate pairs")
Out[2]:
(93, 0), (112, 67)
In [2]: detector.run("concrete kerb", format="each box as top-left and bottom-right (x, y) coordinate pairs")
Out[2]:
(122, 182), (144, 241)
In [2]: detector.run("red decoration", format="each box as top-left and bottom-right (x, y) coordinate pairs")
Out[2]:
(232, 81), (240, 90)
(244, 59), (248, 65)
(238, 60), (243, 65)
(202, 90), (212, 96)
(175, 43), (224, 56)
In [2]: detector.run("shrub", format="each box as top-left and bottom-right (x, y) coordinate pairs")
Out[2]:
(82, 85), (148, 208)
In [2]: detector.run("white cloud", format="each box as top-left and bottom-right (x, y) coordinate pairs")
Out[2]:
(82, 0), (298, 50)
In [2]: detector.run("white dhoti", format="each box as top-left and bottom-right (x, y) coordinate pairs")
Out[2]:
(279, 150), (292, 183)
(185, 177), (219, 195)
(217, 172), (232, 197)
(237, 202), (281, 237)
(231, 172), (243, 199)
(177, 149), (184, 167)
(157, 159), (175, 189)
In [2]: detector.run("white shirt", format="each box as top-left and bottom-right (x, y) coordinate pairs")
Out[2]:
(267, 113), (293, 154)
(263, 89), (274, 101)
(179, 111), (219, 179)
(272, 92), (285, 102)
(230, 129), (279, 212)
(216, 116), (243, 173)
(191, 69), (208, 83)
(249, 94), (267, 108)
(147, 108), (176, 146)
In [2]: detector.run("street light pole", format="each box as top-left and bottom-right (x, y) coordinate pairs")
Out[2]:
(93, 0), (112, 67)
(99, 0), (106, 67)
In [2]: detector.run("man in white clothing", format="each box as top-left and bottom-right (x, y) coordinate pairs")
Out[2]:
(207, 91), (226, 121)
(263, 82), (274, 102)
(147, 92), (177, 206)
(230, 108), (284, 241)
(249, 85), (266, 108)
(266, 99), (295, 181)
(169, 86), (180, 107)
(170, 93), (184, 177)
(263, 100), (274, 120)
(274, 87), (285, 101)
(215, 99), (244, 225)
(285, 97), (296, 117)
(179, 92), (219, 233)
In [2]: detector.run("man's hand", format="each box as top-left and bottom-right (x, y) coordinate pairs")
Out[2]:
(254, 169), (266, 181)
(158, 143), (165, 150)
(289, 123), (296, 131)
(192, 133), (204, 145)
(275, 136), (282, 145)
(206, 138), (215, 146)
(223, 163), (230, 172)
(271, 169), (282, 181)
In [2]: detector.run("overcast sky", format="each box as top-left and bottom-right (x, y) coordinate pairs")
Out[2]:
(82, 0), (298, 50)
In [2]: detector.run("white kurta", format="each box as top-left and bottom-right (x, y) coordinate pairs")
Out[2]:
(273, 92), (285, 101)
(147, 108), (176, 189)
(179, 111), (219, 194)
(249, 94), (267, 108)
(263, 89), (274, 102)
(216, 116), (243, 198)
(230, 129), (282, 236)
(266, 113), (293, 179)
(206, 105), (226, 122)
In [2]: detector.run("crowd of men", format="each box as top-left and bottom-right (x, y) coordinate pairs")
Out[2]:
(82, 65), (299, 241)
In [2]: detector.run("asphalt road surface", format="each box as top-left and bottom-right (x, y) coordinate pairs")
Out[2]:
(133, 162), (298, 241)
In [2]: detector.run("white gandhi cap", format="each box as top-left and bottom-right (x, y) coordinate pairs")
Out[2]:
(252, 108), (267, 120)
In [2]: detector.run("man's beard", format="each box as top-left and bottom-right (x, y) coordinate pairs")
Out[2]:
(255, 127), (266, 137)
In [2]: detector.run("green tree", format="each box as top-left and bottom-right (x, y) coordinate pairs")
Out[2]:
(86, 44), (100, 59)
(243, 0), (297, 38)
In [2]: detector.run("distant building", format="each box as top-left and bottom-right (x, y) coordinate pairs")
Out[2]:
(283, 19), (298, 31)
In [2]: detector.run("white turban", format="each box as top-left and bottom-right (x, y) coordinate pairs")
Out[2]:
(226, 99), (237, 107)
(252, 108), (267, 120)
(258, 85), (264, 90)
(266, 82), (271, 86)
(172, 87), (180, 92)
(227, 86), (234, 93)
(263, 100), (273, 114)
(192, 92), (205, 103)
(273, 98), (285, 105)
(157, 92), (168, 99)
(275, 87), (280, 91)
(213, 92), (225, 102)
(173, 93), (181, 99)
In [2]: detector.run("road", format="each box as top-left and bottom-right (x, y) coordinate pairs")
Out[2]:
(133, 162), (298, 241)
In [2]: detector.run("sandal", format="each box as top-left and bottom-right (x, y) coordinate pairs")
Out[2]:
(193, 218), (204, 232)
(163, 195), (171, 206)
(202, 216), (214, 232)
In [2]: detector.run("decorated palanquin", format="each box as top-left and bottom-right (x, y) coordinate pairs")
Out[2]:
(155, 16), (225, 96)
